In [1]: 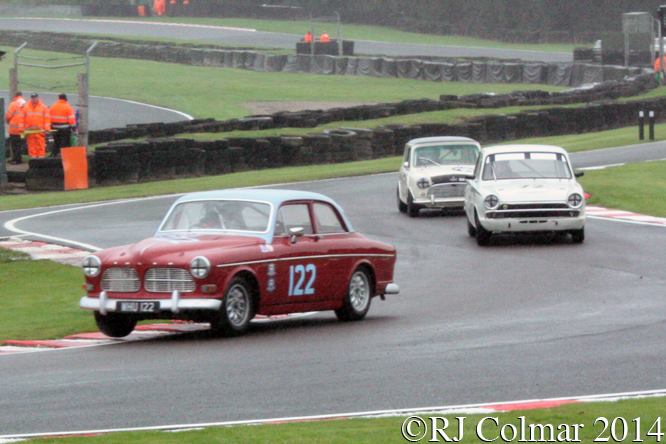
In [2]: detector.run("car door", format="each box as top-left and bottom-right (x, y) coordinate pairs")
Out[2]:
(310, 201), (355, 300)
(270, 202), (328, 305)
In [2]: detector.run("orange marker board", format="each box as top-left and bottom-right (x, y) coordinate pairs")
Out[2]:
(61, 147), (89, 191)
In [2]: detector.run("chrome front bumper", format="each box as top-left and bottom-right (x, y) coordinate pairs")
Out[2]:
(80, 291), (221, 315)
(480, 216), (585, 233)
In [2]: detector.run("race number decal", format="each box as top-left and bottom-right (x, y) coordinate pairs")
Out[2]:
(288, 264), (316, 296)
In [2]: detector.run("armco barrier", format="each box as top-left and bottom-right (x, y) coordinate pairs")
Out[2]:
(24, 95), (666, 191)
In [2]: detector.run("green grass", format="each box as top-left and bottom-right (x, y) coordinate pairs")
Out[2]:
(22, 397), (666, 443)
(0, 251), (94, 340)
(501, 122), (666, 153)
(0, 46), (564, 121)
(95, 16), (577, 53)
(0, 247), (30, 263)
(580, 160), (666, 217)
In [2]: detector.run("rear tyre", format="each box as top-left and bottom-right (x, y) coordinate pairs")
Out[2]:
(94, 312), (137, 338)
(571, 228), (585, 244)
(336, 268), (373, 322)
(211, 276), (255, 336)
(407, 192), (421, 218)
(475, 211), (492, 246)
(397, 187), (407, 213)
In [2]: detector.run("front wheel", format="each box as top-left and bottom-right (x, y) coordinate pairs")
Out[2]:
(467, 218), (477, 237)
(94, 312), (137, 338)
(397, 187), (407, 213)
(475, 211), (492, 246)
(407, 192), (421, 218)
(336, 268), (373, 322)
(571, 228), (585, 244)
(211, 277), (255, 336)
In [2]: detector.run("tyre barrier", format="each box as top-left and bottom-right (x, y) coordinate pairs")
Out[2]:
(24, 91), (666, 191)
(80, 73), (657, 147)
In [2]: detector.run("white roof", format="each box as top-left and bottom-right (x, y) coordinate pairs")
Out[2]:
(482, 144), (569, 156)
(408, 136), (480, 146)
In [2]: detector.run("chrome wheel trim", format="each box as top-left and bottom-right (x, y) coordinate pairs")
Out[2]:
(349, 271), (370, 312)
(225, 284), (250, 327)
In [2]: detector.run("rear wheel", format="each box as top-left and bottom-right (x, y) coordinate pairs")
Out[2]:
(571, 228), (585, 244)
(475, 211), (492, 246)
(94, 312), (137, 338)
(407, 192), (421, 218)
(397, 187), (407, 213)
(211, 276), (255, 336)
(336, 268), (373, 322)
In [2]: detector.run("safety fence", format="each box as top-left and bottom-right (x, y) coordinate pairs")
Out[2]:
(24, 93), (666, 191)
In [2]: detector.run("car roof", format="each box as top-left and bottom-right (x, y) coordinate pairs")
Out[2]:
(169, 188), (355, 239)
(482, 144), (569, 156)
(408, 136), (480, 146)
(175, 188), (339, 207)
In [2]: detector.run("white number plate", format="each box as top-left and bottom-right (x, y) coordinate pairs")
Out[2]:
(117, 301), (159, 313)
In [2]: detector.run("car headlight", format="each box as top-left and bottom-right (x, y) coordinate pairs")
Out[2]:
(190, 256), (211, 279)
(568, 193), (584, 208)
(417, 177), (430, 189)
(82, 255), (101, 277)
(484, 194), (500, 210)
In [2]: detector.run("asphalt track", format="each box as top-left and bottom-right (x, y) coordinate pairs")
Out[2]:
(0, 91), (192, 130)
(1, 143), (666, 436)
(0, 18), (572, 62)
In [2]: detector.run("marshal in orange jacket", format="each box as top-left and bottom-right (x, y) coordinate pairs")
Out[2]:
(50, 99), (76, 128)
(4, 96), (26, 136)
(20, 99), (51, 132)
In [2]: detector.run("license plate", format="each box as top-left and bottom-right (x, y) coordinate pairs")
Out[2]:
(117, 301), (160, 313)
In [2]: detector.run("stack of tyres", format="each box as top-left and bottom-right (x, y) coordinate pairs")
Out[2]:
(371, 128), (395, 158)
(25, 158), (64, 191)
(303, 135), (332, 164)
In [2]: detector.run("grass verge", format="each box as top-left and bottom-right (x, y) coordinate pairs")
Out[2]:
(0, 249), (94, 340)
(0, 46), (563, 121)
(21, 397), (666, 443)
(580, 160), (666, 217)
(93, 16), (577, 53)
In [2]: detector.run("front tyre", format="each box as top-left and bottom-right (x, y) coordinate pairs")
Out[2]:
(467, 218), (477, 237)
(407, 192), (421, 218)
(397, 187), (407, 213)
(475, 210), (492, 246)
(94, 312), (137, 338)
(211, 277), (255, 336)
(336, 268), (373, 322)
(571, 228), (585, 244)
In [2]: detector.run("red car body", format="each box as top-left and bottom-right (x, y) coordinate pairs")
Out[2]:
(80, 189), (399, 337)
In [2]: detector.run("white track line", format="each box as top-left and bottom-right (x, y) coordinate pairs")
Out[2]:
(1, 17), (257, 33)
(1, 388), (664, 440)
(90, 95), (194, 121)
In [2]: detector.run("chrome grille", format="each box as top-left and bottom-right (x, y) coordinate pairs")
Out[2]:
(428, 183), (466, 199)
(101, 268), (140, 293)
(431, 175), (471, 185)
(145, 268), (195, 293)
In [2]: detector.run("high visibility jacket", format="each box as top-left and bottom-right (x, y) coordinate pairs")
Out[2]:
(304, 32), (313, 43)
(320, 33), (331, 43)
(5, 96), (26, 136)
(655, 56), (666, 71)
(20, 100), (51, 132)
(50, 99), (76, 128)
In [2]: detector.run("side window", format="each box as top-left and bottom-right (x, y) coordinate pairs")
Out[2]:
(313, 203), (347, 234)
(403, 145), (411, 167)
(276, 204), (313, 235)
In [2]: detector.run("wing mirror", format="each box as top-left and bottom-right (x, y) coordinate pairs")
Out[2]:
(289, 226), (305, 244)
(574, 170), (585, 178)
(403, 161), (409, 169)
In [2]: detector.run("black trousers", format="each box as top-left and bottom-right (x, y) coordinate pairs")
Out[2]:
(52, 127), (72, 157)
(8, 135), (24, 163)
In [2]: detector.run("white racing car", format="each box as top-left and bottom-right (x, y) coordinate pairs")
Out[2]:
(464, 144), (586, 246)
(397, 137), (481, 217)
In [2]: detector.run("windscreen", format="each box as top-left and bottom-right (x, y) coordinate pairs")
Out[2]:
(413, 144), (479, 167)
(482, 152), (572, 180)
(160, 200), (272, 233)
